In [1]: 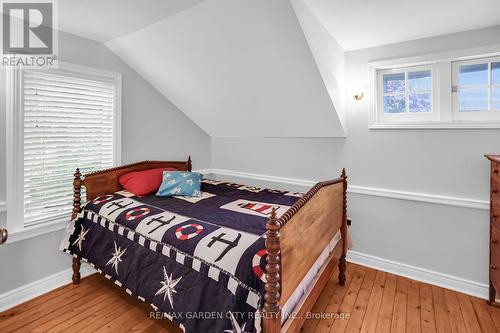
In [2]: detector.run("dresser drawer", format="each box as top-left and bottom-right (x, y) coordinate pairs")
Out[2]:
(491, 225), (500, 290)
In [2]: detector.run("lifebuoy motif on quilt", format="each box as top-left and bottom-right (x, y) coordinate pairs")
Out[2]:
(125, 207), (150, 221)
(92, 194), (114, 204)
(175, 224), (203, 240)
(252, 248), (267, 283)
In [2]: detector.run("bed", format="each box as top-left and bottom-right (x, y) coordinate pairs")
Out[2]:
(61, 157), (350, 333)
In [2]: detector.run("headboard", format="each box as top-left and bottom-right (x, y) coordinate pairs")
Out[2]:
(71, 157), (192, 219)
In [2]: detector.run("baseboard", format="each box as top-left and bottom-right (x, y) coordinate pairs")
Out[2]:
(347, 250), (488, 299)
(200, 168), (488, 210)
(0, 263), (96, 312)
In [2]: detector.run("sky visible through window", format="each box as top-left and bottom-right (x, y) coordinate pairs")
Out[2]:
(383, 70), (432, 114)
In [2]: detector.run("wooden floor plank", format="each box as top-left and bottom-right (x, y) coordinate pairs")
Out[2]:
(345, 267), (377, 333)
(470, 297), (497, 333)
(328, 265), (367, 333)
(419, 284), (436, 333)
(311, 264), (357, 333)
(406, 279), (421, 333)
(301, 266), (341, 333)
(443, 289), (467, 333)
(390, 276), (409, 333)
(456, 293), (482, 333)
(0, 279), (98, 332)
(3, 264), (500, 333)
(431, 286), (452, 333)
(375, 273), (398, 333)
(360, 270), (386, 333)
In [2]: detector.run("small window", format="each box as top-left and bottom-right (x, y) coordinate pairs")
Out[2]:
(376, 65), (438, 124)
(452, 56), (500, 121)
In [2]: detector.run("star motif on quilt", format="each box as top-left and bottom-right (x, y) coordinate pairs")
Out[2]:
(105, 241), (127, 275)
(186, 179), (194, 186)
(224, 312), (250, 333)
(165, 173), (172, 178)
(155, 266), (182, 309)
(181, 172), (190, 178)
(71, 226), (89, 251)
(167, 179), (177, 185)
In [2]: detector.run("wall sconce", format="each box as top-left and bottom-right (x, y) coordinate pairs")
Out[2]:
(353, 92), (364, 101)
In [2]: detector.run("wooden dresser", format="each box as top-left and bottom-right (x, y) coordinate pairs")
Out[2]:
(487, 155), (500, 304)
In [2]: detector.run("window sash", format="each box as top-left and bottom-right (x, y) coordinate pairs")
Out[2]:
(376, 64), (439, 123)
(452, 56), (500, 120)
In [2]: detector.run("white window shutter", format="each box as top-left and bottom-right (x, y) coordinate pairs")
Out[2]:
(23, 70), (115, 226)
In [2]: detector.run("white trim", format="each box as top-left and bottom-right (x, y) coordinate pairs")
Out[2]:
(6, 218), (68, 243)
(204, 168), (316, 188)
(0, 264), (96, 312)
(0, 201), (6, 213)
(370, 121), (500, 129)
(347, 250), (488, 299)
(348, 184), (489, 210)
(201, 168), (489, 210)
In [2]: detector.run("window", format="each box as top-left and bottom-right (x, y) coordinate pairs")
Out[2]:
(452, 56), (500, 121)
(6, 62), (121, 237)
(376, 65), (439, 124)
(372, 52), (500, 128)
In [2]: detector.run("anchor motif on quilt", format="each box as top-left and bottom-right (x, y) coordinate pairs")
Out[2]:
(207, 232), (242, 262)
(146, 215), (176, 234)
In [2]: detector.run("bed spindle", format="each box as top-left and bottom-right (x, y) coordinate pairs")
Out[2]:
(262, 208), (281, 333)
(187, 156), (192, 172)
(72, 168), (82, 284)
(338, 168), (348, 286)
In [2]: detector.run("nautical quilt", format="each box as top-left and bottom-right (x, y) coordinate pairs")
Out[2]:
(61, 179), (303, 333)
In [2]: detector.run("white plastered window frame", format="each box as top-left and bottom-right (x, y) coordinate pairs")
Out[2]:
(5, 62), (122, 243)
(369, 44), (500, 129)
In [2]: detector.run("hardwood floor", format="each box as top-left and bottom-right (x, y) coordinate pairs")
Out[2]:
(1, 263), (499, 332)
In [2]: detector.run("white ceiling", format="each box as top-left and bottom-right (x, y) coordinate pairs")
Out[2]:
(107, 0), (345, 137)
(304, 0), (500, 50)
(57, 0), (205, 42)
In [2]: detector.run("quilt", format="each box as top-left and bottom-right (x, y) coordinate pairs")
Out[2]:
(60, 178), (304, 332)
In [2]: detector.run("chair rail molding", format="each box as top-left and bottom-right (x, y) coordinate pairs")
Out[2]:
(199, 168), (489, 211)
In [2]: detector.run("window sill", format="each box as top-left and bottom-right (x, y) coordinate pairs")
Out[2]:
(370, 122), (500, 130)
(6, 217), (69, 244)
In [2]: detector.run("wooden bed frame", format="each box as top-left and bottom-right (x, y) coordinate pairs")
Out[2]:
(70, 157), (348, 333)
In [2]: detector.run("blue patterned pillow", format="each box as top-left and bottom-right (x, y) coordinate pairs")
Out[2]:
(156, 171), (202, 197)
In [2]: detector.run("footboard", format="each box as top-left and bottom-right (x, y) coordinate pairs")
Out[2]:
(262, 169), (348, 333)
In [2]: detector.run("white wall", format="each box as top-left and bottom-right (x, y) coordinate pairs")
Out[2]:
(107, 0), (345, 138)
(0, 31), (210, 294)
(211, 26), (500, 287)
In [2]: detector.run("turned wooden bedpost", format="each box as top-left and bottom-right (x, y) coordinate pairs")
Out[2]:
(72, 168), (82, 284)
(263, 208), (281, 333)
(338, 168), (348, 286)
(187, 156), (192, 172)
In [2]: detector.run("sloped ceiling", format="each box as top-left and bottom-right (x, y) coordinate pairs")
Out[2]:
(107, 0), (346, 137)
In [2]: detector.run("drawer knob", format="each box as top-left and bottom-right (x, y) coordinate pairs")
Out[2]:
(493, 239), (498, 244)
(494, 214), (499, 218)
(491, 265), (497, 270)
(495, 169), (499, 175)
(494, 189), (499, 194)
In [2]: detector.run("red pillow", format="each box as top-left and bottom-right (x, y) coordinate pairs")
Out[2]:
(119, 168), (177, 196)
